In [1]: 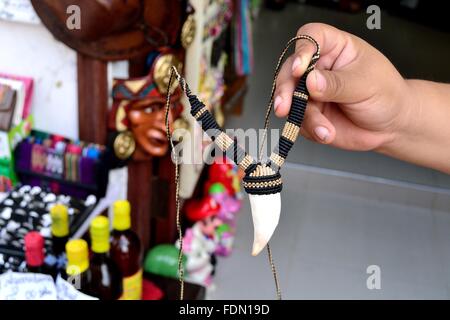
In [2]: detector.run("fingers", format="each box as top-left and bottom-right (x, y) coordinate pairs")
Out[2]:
(306, 68), (369, 103)
(275, 23), (351, 117)
(293, 23), (347, 75)
(301, 102), (336, 144)
(274, 56), (297, 117)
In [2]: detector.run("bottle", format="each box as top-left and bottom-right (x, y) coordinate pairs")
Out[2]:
(65, 239), (91, 295)
(24, 231), (45, 273)
(89, 216), (123, 300)
(46, 204), (69, 278)
(110, 200), (143, 300)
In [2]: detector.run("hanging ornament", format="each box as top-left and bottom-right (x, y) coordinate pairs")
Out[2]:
(153, 54), (183, 95)
(181, 14), (196, 49)
(113, 131), (136, 160)
(165, 35), (320, 299)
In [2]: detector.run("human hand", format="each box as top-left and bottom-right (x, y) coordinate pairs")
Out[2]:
(274, 23), (414, 152)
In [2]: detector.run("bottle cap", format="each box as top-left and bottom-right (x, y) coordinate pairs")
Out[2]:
(24, 231), (44, 267)
(113, 200), (131, 231)
(66, 239), (89, 275)
(67, 144), (83, 155)
(90, 216), (110, 253)
(50, 204), (69, 237)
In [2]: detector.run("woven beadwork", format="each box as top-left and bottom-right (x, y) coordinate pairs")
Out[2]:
(239, 154), (255, 171)
(243, 169), (282, 194)
(166, 34), (320, 196)
(215, 131), (234, 151)
(282, 122), (300, 142)
(293, 91), (309, 100)
(270, 152), (285, 168)
(193, 107), (207, 120)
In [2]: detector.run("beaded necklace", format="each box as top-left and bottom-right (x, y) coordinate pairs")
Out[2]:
(165, 35), (320, 300)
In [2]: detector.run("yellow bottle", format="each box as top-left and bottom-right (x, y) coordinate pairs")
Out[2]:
(110, 200), (143, 300)
(89, 216), (123, 300)
(65, 239), (91, 295)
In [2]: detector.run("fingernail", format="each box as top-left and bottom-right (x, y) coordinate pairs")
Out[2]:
(314, 70), (326, 92)
(314, 126), (329, 141)
(292, 57), (302, 73)
(274, 96), (282, 111)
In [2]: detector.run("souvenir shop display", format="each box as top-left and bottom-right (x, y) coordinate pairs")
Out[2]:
(14, 130), (109, 199)
(0, 184), (97, 273)
(0, 0), (257, 301)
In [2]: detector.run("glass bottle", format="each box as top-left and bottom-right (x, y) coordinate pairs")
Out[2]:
(46, 204), (69, 278)
(65, 239), (91, 295)
(24, 231), (45, 273)
(89, 216), (123, 300)
(110, 200), (143, 300)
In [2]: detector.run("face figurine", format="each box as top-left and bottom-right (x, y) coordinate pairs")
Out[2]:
(199, 215), (223, 239)
(127, 95), (182, 160)
(109, 52), (184, 161)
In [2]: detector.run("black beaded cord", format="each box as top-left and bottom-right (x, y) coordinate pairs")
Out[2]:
(165, 35), (320, 196)
(164, 35), (320, 300)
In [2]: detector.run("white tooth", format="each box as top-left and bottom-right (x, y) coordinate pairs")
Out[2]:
(249, 193), (281, 256)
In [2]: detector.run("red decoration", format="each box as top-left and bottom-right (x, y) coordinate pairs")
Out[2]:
(205, 160), (235, 195)
(185, 196), (220, 222)
(142, 279), (164, 300)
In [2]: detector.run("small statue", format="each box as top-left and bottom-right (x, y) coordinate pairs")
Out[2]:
(176, 224), (214, 287)
(182, 195), (227, 286)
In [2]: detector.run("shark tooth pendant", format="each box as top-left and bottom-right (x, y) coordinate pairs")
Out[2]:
(248, 193), (281, 256)
(242, 163), (283, 256)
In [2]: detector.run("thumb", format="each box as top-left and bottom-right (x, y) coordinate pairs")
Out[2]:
(306, 69), (367, 104)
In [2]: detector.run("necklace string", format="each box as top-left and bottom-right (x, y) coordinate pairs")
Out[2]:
(165, 35), (320, 300)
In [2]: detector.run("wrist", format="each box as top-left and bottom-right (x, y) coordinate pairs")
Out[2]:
(376, 79), (423, 155)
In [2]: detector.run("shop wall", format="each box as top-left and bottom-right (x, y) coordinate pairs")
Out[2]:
(0, 20), (79, 139)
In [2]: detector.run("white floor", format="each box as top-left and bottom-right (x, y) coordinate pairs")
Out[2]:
(210, 164), (450, 299)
